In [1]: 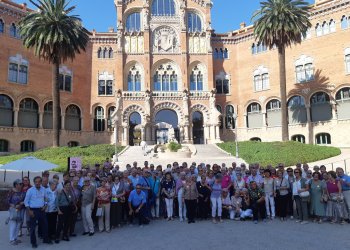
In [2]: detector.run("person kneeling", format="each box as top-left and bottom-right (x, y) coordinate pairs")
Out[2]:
(128, 184), (150, 226)
(221, 190), (233, 220)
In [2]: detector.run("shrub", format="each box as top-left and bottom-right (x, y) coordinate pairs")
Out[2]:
(217, 141), (341, 167)
(0, 144), (124, 172)
(168, 142), (182, 152)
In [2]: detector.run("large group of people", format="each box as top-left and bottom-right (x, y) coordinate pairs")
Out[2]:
(6, 159), (350, 248)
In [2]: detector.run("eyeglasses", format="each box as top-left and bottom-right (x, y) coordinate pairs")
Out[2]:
(287, 170), (293, 173)
(294, 171), (300, 174)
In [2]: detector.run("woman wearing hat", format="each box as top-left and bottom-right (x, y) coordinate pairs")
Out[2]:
(8, 179), (25, 245)
(161, 171), (176, 221)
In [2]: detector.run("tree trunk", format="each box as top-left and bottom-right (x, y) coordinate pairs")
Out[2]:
(278, 45), (289, 141)
(52, 60), (61, 147)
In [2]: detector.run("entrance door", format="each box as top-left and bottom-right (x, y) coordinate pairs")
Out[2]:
(192, 111), (204, 144)
(154, 109), (179, 144)
(129, 112), (141, 146)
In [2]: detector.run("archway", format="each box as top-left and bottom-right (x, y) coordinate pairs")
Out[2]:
(129, 112), (142, 146)
(155, 109), (179, 144)
(192, 111), (204, 144)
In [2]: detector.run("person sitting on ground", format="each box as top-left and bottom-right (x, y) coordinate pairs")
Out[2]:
(221, 190), (233, 220)
(240, 188), (253, 220)
(231, 189), (243, 220)
(248, 181), (266, 224)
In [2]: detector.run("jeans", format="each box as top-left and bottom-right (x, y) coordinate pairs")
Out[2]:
(211, 197), (222, 217)
(29, 208), (49, 245)
(240, 209), (253, 219)
(343, 190), (350, 219)
(294, 195), (309, 221)
(81, 204), (94, 233)
(178, 189), (187, 220)
(9, 209), (24, 242)
(151, 197), (160, 218)
(265, 192), (276, 217)
(98, 203), (111, 232)
(165, 198), (174, 218)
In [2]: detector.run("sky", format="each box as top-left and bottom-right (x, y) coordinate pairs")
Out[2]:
(15, 0), (314, 33)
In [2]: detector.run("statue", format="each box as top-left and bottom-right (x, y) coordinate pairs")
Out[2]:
(210, 89), (221, 124)
(143, 9), (149, 30)
(144, 90), (151, 116)
(182, 90), (189, 117)
(168, 126), (178, 143)
(116, 89), (122, 112)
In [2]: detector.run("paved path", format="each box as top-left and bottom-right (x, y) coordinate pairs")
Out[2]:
(0, 211), (349, 250)
(307, 148), (350, 172)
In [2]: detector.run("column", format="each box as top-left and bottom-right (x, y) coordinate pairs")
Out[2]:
(152, 126), (156, 143)
(61, 113), (65, 130)
(184, 125), (190, 142)
(331, 103), (337, 121)
(262, 112), (267, 127)
(123, 126), (129, 146)
(80, 117), (84, 131)
(38, 112), (43, 129)
(210, 125), (215, 143)
(204, 126), (210, 144)
(141, 127), (146, 141)
(306, 105), (313, 144)
(215, 125), (220, 140)
(114, 125), (118, 144)
(13, 108), (19, 127)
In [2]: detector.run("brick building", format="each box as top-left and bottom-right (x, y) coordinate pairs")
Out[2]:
(0, 0), (350, 154)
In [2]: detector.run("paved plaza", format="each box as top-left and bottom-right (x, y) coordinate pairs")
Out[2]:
(0, 211), (349, 250)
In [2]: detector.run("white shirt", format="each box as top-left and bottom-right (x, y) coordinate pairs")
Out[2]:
(292, 179), (301, 196)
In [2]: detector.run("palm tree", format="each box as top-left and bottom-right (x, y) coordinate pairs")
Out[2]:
(18, 0), (89, 147)
(252, 0), (311, 141)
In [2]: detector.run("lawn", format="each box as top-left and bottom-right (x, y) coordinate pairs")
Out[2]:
(217, 141), (341, 167)
(0, 144), (124, 172)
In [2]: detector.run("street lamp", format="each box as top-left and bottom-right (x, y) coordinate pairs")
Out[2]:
(232, 113), (239, 159)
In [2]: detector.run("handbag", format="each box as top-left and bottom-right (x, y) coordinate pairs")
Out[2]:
(321, 193), (329, 203)
(299, 191), (310, 198)
(9, 207), (20, 221)
(96, 207), (104, 217)
(330, 193), (344, 203)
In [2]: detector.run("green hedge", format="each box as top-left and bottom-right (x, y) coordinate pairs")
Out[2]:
(217, 141), (341, 167)
(168, 142), (182, 152)
(0, 144), (124, 172)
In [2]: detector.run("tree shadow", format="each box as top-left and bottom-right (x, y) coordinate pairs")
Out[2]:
(288, 69), (333, 144)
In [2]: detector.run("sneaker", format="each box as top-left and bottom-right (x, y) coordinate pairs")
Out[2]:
(212, 219), (217, 224)
(271, 216), (275, 220)
(290, 216), (294, 220)
(82, 232), (89, 236)
(295, 220), (301, 223)
(89, 232), (94, 236)
(301, 221), (309, 225)
(15, 240), (22, 244)
(10, 241), (18, 246)
(219, 219), (223, 223)
(180, 218), (183, 222)
(254, 220), (258, 224)
(32, 244), (38, 248)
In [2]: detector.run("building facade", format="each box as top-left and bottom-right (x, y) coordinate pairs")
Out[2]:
(0, 0), (350, 154)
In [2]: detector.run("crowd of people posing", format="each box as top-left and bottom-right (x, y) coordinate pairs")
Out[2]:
(6, 159), (350, 248)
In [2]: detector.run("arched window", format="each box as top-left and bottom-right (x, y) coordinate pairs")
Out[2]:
(316, 133), (331, 145)
(9, 23), (17, 37)
(341, 15), (349, 29)
(215, 79), (229, 95)
(98, 72), (114, 95)
(310, 92), (332, 122)
(103, 48), (108, 58)
(187, 12), (202, 33)
(266, 99), (281, 127)
(315, 23), (322, 36)
(108, 48), (113, 58)
(153, 63), (178, 91)
(219, 48), (224, 59)
(68, 141), (79, 147)
(292, 135), (306, 144)
(97, 47), (102, 58)
(216, 105), (223, 129)
(225, 105), (235, 129)
(20, 140), (35, 152)
(223, 48), (229, 59)
(214, 48), (219, 59)
(126, 12), (141, 32)
(65, 105), (81, 131)
(0, 94), (13, 127)
(18, 98), (39, 128)
(288, 96), (307, 124)
(127, 65), (142, 91)
(0, 139), (9, 152)
(247, 103), (263, 128)
(190, 65), (204, 91)
(94, 106), (105, 132)
(43, 101), (53, 129)
(251, 43), (256, 54)
(107, 106), (116, 129)
(250, 137), (262, 142)
(336, 87), (350, 120)
(0, 19), (4, 33)
(329, 19), (336, 33)
(322, 21), (329, 35)
(152, 0), (176, 16)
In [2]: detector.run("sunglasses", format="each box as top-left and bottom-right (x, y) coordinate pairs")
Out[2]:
(287, 170), (293, 173)
(294, 171), (300, 174)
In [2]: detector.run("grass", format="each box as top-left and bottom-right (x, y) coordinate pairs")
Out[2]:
(0, 144), (124, 172)
(168, 141), (182, 152)
(217, 141), (341, 167)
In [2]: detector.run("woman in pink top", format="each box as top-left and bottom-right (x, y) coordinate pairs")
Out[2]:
(326, 171), (348, 224)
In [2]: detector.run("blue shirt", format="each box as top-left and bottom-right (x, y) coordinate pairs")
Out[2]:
(45, 187), (57, 213)
(24, 186), (47, 208)
(128, 175), (139, 189)
(137, 177), (152, 199)
(128, 190), (146, 207)
(338, 174), (350, 191)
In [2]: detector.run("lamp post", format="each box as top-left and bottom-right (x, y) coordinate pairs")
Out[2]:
(233, 113), (239, 159)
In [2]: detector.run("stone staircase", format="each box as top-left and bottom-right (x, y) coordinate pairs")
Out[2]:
(116, 144), (246, 169)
